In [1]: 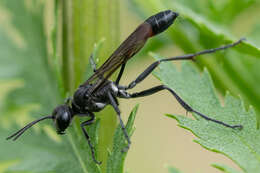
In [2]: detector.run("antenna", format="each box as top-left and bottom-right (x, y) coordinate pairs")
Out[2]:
(6, 115), (53, 141)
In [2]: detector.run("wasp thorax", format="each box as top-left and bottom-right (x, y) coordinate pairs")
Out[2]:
(52, 105), (72, 134)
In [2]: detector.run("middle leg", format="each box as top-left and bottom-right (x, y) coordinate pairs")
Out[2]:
(107, 91), (131, 152)
(115, 63), (126, 85)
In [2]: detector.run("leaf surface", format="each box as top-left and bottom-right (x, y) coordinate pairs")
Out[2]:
(107, 105), (139, 173)
(151, 53), (260, 173)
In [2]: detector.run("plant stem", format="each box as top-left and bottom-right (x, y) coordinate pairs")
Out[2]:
(60, 0), (75, 93)
(59, 0), (120, 171)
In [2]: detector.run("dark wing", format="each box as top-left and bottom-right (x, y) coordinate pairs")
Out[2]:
(82, 22), (154, 92)
(82, 10), (178, 93)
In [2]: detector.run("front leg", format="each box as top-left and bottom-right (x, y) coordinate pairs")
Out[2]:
(80, 112), (101, 164)
(89, 53), (97, 72)
(64, 97), (72, 105)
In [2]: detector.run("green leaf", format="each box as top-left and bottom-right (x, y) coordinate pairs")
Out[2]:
(0, 128), (80, 173)
(106, 105), (139, 173)
(212, 163), (242, 173)
(168, 166), (182, 173)
(0, 0), (60, 111)
(0, 121), (100, 173)
(151, 53), (260, 173)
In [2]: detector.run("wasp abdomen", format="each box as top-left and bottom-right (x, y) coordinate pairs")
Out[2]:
(145, 10), (178, 35)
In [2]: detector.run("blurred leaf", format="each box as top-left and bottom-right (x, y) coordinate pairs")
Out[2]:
(167, 0), (255, 25)
(151, 53), (259, 173)
(0, 0), (59, 112)
(128, 0), (260, 58)
(212, 163), (242, 173)
(107, 105), (138, 173)
(0, 121), (100, 173)
(168, 166), (182, 173)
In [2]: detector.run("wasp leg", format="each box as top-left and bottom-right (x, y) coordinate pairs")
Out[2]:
(107, 91), (131, 152)
(115, 63), (126, 85)
(89, 54), (97, 73)
(121, 85), (243, 129)
(64, 97), (72, 104)
(122, 39), (244, 90)
(80, 112), (102, 164)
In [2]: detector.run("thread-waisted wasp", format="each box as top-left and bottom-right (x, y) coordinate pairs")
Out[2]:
(6, 10), (243, 164)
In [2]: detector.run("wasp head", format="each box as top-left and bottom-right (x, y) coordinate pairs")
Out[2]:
(52, 105), (73, 134)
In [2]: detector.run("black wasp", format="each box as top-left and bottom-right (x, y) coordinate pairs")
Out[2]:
(7, 10), (243, 164)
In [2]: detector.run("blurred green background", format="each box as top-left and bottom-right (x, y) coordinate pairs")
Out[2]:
(0, 0), (259, 173)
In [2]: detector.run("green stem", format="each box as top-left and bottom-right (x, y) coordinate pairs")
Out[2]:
(59, 0), (120, 172)
(61, 0), (75, 93)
